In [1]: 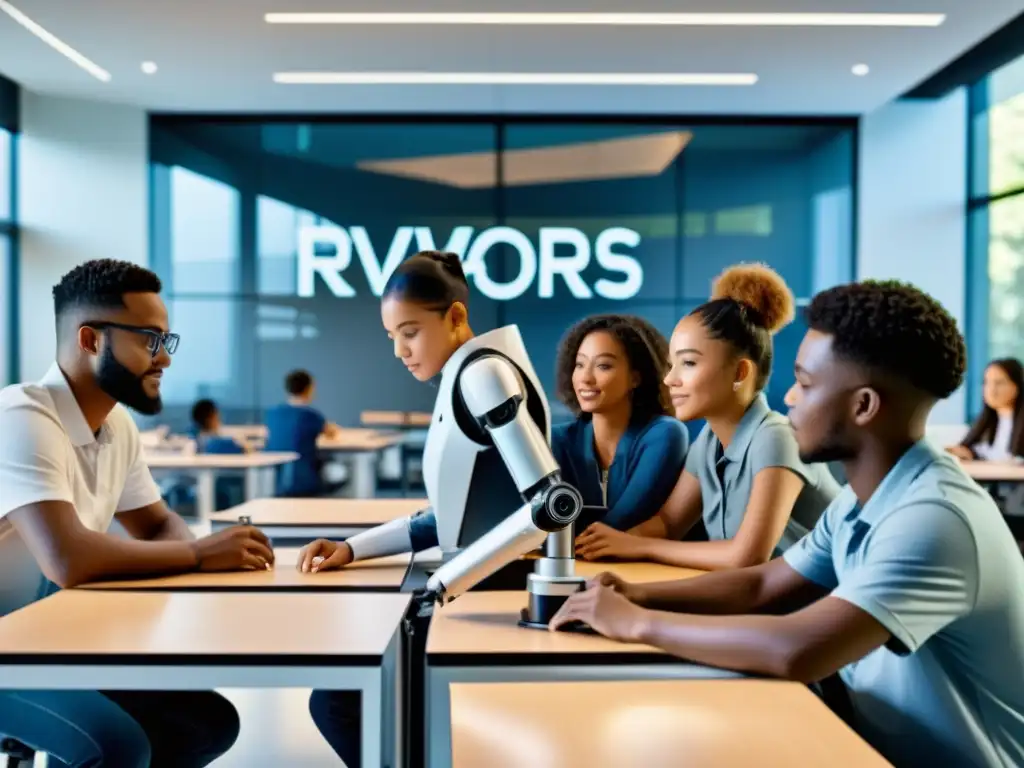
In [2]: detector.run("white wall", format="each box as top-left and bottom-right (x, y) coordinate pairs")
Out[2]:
(16, 92), (148, 380)
(857, 89), (968, 425)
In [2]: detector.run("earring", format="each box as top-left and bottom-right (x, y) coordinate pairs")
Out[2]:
(733, 381), (741, 392)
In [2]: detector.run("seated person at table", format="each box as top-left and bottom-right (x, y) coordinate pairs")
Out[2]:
(191, 398), (246, 510)
(947, 357), (1024, 462)
(553, 280), (1024, 768)
(551, 314), (688, 532)
(191, 398), (247, 455)
(576, 264), (839, 570)
(0, 259), (275, 768)
(264, 369), (341, 497)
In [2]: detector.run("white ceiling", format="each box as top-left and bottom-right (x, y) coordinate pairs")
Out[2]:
(0, 0), (1020, 115)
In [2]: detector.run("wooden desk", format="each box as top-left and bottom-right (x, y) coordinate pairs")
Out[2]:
(144, 451), (299, 522)
(425, 586), (738, 768)
(210, 497), (426, 541)
(361, 410), (432, 428)
(450, 680), (891, 767)
(961, 459), (1024, 482)
(81, 548), (413, 592)
(575, 560), (704, 584)
(0, 590), (410, 768)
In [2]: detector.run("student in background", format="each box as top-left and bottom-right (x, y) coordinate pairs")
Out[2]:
(191, 399), (247, 510)
(191, 399), (247, 455)
(948, 357), (1024, 461)
(551, 314), (688, 532)
(554, 280), (1024, 768)
(0, 259), (273, 767)
(576, 264), (839, 570)
(264, 370), (341, 497)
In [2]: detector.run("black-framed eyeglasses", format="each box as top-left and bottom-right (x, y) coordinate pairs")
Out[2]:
(83, 322), (180, 356)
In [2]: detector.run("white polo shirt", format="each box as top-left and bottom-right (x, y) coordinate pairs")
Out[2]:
(0, 364), (162, 612)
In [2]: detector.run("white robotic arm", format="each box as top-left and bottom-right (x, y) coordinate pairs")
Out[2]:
(423, 355), (586, 624)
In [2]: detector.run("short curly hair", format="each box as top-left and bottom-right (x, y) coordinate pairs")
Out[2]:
(53, 259), (162, 319)
(805, 280), (966, 400)
(555, 314), (673, 422)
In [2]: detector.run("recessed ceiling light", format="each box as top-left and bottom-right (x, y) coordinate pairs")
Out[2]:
(272, 72), (758, 86)
(265, 12), (946, 27)
(0, 0), (110, 81)
(852, 63), (870, 76)
(141, 61), (158, 75)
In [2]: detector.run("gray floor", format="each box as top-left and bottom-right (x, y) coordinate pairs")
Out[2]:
(211, 688), (346, 767)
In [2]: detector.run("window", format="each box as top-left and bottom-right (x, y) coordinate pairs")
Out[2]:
(170, 166), (240, 294)
(0, 234), (9, 385)
(0, 127), (10, 222)
(968, 52), (1024, 404)
(257, 195), (317, 296)
(149, 119), (854, 428)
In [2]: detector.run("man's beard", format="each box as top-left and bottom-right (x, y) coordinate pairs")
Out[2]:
(96, 346), (163, 415)
(799, 437), (856, 466)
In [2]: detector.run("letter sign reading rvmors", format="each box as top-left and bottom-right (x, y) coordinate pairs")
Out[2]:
(297, 225), (643, 301)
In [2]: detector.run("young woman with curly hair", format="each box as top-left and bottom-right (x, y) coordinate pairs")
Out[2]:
(551, 314), (689, 533)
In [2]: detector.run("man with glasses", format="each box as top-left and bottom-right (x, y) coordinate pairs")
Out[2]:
(0, 259), (273, 767)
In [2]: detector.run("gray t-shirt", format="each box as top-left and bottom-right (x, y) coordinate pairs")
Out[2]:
(684, 395), (839, 553)
(784, 440), (1024, 767)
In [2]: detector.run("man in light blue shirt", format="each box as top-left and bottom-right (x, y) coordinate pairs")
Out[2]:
(552, 280), (1024, 768)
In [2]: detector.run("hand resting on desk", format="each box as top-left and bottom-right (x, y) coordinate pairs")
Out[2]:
(548, 579), (648, 643)
(297, 538), (353, 572)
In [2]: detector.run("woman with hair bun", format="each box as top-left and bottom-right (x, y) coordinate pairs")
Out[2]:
(576, 264), (840, 570)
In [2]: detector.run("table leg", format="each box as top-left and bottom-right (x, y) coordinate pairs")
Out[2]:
(244, 467), (261, 501)
(195, 470), (215, 523)
(349, 452), (378, 499)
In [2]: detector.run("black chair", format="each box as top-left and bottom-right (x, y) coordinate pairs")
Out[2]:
(0, 738), (36, 768)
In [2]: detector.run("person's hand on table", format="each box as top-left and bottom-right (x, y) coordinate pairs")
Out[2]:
(297, 539), (353, 573)
(585, 571), (646, 605)
(575, 522), (645, 561)
(194, 526), (275, 571)
(548, 583), (648, 642)
(945, 445), (974, 460)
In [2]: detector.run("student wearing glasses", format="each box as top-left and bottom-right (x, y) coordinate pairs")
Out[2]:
(0, 259), (273, 767)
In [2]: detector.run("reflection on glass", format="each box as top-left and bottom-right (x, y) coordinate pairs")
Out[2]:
(988, 195), (1024, 360)
(257, 195), (318, 295)
(149, 119), (853, 429)
(162, 298), (238, 408)
(0, 234), (8, 385)
(170, 167), (239, 293)
(0, 128), (10, 222)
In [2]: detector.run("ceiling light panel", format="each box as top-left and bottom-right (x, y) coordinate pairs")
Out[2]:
(0, 0), (110, 81)
(273, 72), (758, 86)
(265, 12), (946, 27)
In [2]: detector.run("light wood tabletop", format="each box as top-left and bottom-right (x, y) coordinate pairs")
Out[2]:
(211, 497), (426, 527)
(450, 679), (891, 768)
(428, 588), (692, 661)
(80, 548), (413, 591)
(574, 560), (704, 584)
(960, 459), (1024, 482)
(318, 431), (403, 452)
(0, 590), (411, 661)
(144, 452), (298, 469)
(361, 411), (431, 428)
